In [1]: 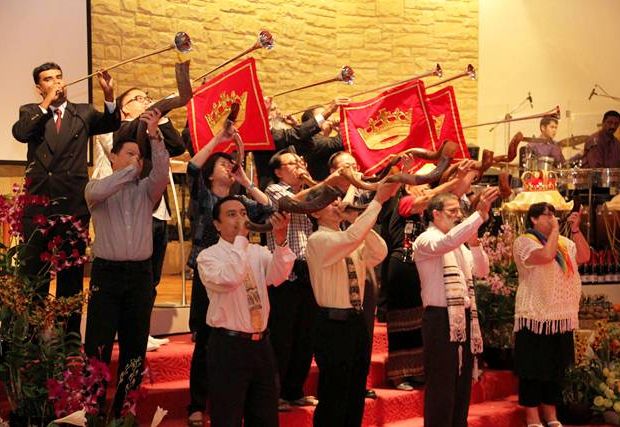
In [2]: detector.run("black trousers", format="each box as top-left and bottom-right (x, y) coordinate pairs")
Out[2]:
(22, 215), (89, 338)
(313, 309), (370, 427)
(422, 306), (473, 427)
(84, 258), (154, 416)
(188, 268), (212, 414)
(268, 261), (318, 401)
(362, 275), (377, 389)
(207, 329), (279, 427)
(151, 217), (169, 289)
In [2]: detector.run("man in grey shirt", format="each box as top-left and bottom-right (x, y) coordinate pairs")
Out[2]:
(84, 108), (169, 416)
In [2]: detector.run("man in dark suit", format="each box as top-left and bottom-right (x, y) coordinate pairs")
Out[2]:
(12, 62), (120, 337)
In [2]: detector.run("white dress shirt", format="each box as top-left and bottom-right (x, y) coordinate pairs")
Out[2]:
(412, 212), (490, 307)
(197, 235), (296, 333)
(306, 200), (388, 309)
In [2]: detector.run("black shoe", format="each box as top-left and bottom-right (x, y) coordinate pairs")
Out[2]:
(365, 389), (377, 399)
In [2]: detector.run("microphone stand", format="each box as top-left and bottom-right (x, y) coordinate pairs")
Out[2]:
(489, 94), (531, 153)
(592, 84), (620, 102)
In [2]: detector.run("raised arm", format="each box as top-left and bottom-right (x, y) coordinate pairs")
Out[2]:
(197, 236), (251, 293)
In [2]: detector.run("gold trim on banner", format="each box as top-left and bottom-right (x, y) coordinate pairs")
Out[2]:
(189, 60), (271, 152)
(342, 82), (436, 175)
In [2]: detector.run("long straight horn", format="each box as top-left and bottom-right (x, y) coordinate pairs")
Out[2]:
(462, 106), (560, 130)
(192, 30), (274, 83)
(349, 64), (443, 99)
(426, 64), (476, 89)
(64, 32), (192, 87)
(271, 65), (355, 98)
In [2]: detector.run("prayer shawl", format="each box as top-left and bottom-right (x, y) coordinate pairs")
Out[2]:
(443, 248), (483, 355)
(523, 228), (574, 276)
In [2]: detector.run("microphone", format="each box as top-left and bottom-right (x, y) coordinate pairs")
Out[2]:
(588, 87), (597, 100)
(527, 92), (533, 109)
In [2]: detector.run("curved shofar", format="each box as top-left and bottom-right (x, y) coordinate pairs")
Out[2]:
(440, 149), (495, 184)
(136, 60), (192, 147)
(365, 139), (458, 183)
(246, 184), (342, 232)
(246, 141), (458, 232)
(341, 141), (458, 192)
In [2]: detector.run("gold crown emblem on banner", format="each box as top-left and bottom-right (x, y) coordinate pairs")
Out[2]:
(357, 107), (412, 150)
(521, 170), (558, 192)
(204, 91), (248, 135)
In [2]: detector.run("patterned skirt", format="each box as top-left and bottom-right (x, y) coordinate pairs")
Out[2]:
(384, 252), (424, 382)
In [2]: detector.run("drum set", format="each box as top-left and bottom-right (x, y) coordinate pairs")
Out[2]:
(517, 143), (620, 249)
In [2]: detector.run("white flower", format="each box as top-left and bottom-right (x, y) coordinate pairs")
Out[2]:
(49, 409), (86, 426)
(150, 406), (168, 427)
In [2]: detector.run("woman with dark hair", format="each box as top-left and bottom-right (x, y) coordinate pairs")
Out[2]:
(513, 202), (590, 427)
(186, 126), (273, 426)
(383, 186), (426, 390)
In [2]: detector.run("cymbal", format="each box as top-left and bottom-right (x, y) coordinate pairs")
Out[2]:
(559, 135), (590, 148)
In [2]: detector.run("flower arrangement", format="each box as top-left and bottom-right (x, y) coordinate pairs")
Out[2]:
(0, 182), (88, 423)
(559, 321), (620, 424)
(475, 224), (519, 349)
(0, 181), (168, 426)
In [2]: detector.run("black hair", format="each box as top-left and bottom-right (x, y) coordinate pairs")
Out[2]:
(203, 152), (234, 190)
(301, 105), (322, 123)
(328, 151), (348, 171)
(525, 202), (555, 228)
(111, 138), (142, 156)
(268, 148), (295, 182)
(539, 115), (558, 130)
(117, 87), (141, 109)
(603, 110), (620, 122)
(423, 192), (459, 223)
(33, 62), (62, 84)
(212, 195), (245, 222)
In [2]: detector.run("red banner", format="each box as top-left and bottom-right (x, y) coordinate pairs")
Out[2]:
(426, 86), (470, 160)
(187, 58), (274, 154)
(339, 80), (437, 174)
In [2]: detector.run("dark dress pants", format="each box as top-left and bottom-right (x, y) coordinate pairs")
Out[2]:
(268, 262), (318, 401)
(313, 310), (370, 427)
(422, 306), (473, 427)
(188, 269), (211, 414)
(151, 217), (169, 289)
(84, 258), (154, 416)
(22, 215), (89, 338)
(207, 330), (279, 427)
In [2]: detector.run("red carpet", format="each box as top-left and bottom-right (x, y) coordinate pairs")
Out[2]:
(131, 324), (523, 426)
(1, 324), (613, 426)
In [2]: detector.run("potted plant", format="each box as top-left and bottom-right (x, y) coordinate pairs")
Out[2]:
(475, 224), (518, 369)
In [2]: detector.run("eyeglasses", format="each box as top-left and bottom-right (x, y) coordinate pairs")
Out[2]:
(442, 207), (463, 215)
(123, 93), (151, 107)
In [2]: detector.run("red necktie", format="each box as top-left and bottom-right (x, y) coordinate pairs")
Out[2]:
(55, 109), (62, 133)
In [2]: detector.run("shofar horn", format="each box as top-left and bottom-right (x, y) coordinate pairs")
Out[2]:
(492, 132), (524, 163)
(365, 139), (458, 183)
(440, 149), (494, 184)
(117, 60), (193, 149)
(246, 184), (343, 232)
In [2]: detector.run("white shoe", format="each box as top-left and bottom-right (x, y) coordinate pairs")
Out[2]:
(146, 341), (160, 352)
(148, 335), (170, 346)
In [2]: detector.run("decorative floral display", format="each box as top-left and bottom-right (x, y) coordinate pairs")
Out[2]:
(562, 321), (620, 424)
(0, 181), (166, 425)
(475, 224), (518, 349)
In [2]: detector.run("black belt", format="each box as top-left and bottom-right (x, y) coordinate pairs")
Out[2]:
(319, 307), (363, 321)
(214, 327), (269, 341)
